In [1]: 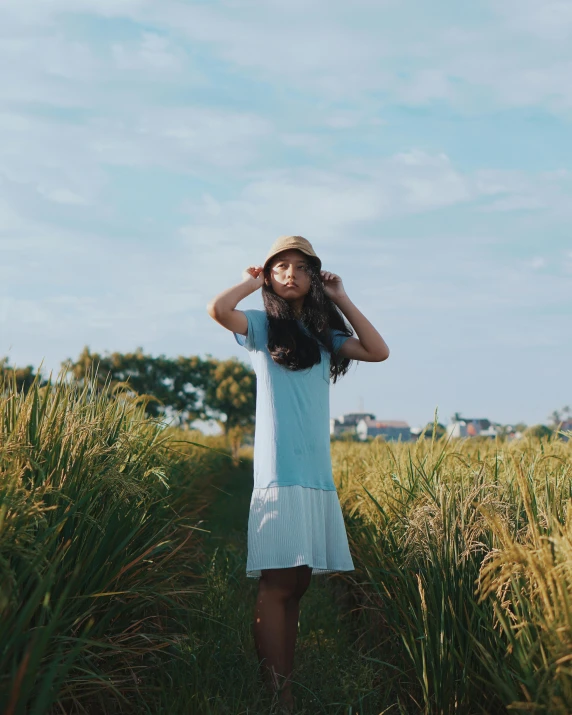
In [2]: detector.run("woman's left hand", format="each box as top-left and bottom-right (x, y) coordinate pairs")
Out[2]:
(320, 270), (347, 302)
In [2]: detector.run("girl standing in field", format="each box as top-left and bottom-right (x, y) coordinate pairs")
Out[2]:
(206, 235), (389, 713)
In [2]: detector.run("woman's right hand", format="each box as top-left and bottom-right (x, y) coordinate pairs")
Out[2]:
(242, 265), (265, 290)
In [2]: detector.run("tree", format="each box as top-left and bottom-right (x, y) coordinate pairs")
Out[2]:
(331, 431), (359, 443)
(422, 422), (447, 439)
(549, 409), (563, 426)
(63, 347), (211, 424)
(547, 406), (571, 427)
(63, 348), (257, 431)
(524, 424), (553, 439)
(202, 357), (256, 435)
(0, 358), (42, 393)
(165, 355), (213, 425)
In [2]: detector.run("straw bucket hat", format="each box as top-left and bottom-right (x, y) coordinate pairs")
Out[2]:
(263, 235), (322, 271)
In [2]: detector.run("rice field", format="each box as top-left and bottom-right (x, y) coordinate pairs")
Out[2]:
(333, 431), (572, 714)
(1, 373), (571, 713)
(0, 373), (232, 714)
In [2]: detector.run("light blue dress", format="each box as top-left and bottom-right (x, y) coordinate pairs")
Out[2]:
(234, 308), (356, 579)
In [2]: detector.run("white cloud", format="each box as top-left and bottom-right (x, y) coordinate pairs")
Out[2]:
(36, 187), (90, 206)
(494, 0), (572, 41)
(89, 107), (273, 170)
(474, 169), (572, 216)
(323, 111), (385, 130)
(4, 0), (572, 114)
(0, 113), (106, 209)
(180, 151), (572, 259)
(525, 256), (546, 270)
(0, 102), (274, 227)
(387, 151), (471, 209)
(1, 0), (148, 24)
(0, 219), (204, 368)
(0, 18), (204, 112)
(133, 1), (572, 113)
(1, 0), (569, 430)
(112, 33), (184, 72)
(563, 250), (572, 275)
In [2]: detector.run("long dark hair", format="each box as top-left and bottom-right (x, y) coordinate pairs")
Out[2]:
(261, 256), (354, 383)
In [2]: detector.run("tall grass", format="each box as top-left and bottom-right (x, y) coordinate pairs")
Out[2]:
(4, 367), (570, 713)
(0, 373), (231, 714)
(333, 433), (572, 714)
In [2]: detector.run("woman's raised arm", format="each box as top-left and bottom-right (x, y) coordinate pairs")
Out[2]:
(321, 269), (389, 362)
(206, 266), (264, 335)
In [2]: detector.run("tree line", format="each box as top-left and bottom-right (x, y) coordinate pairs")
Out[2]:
(0, 348), (256, 436)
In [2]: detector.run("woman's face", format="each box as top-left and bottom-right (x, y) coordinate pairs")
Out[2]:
(267, 249), (313, 302)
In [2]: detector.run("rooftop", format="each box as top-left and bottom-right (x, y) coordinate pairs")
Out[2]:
(363, 419), (410, 428)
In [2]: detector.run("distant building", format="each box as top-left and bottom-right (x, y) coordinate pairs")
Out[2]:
(330, 412), (375, 438)
(447, 413), (498, 439)
(356, 418), (411, 442)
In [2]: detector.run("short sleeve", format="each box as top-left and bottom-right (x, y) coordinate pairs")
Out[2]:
(331, 329), (351, 354)
(233, 309), (266, 352)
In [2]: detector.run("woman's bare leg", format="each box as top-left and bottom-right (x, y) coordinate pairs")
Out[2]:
(284, 566), (312, 678)
(253, 566), (310, 709)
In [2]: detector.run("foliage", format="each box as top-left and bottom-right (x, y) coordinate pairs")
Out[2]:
(421, 421), (447, 439)
(62, 346), (209, 423)
(0, 358), (42, 393)
(0, 372), (233, 714)
(62, 346), (255, 431)
(202, 356), (256, 435)
(524, 424), (554, 439)
(166, 453), (392, 714)
(331, 431), (360, 442)
(4, 351), (571, 712)
(333, 434), (572, 714)
(548, 405), (571, 426)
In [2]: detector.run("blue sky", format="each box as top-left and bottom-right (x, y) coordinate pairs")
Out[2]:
(1, 0), (571, 429)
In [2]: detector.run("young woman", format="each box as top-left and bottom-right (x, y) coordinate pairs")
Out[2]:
(206, 235), (389, 713)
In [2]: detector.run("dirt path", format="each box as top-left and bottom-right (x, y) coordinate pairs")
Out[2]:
(183, 457), (392, 715)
